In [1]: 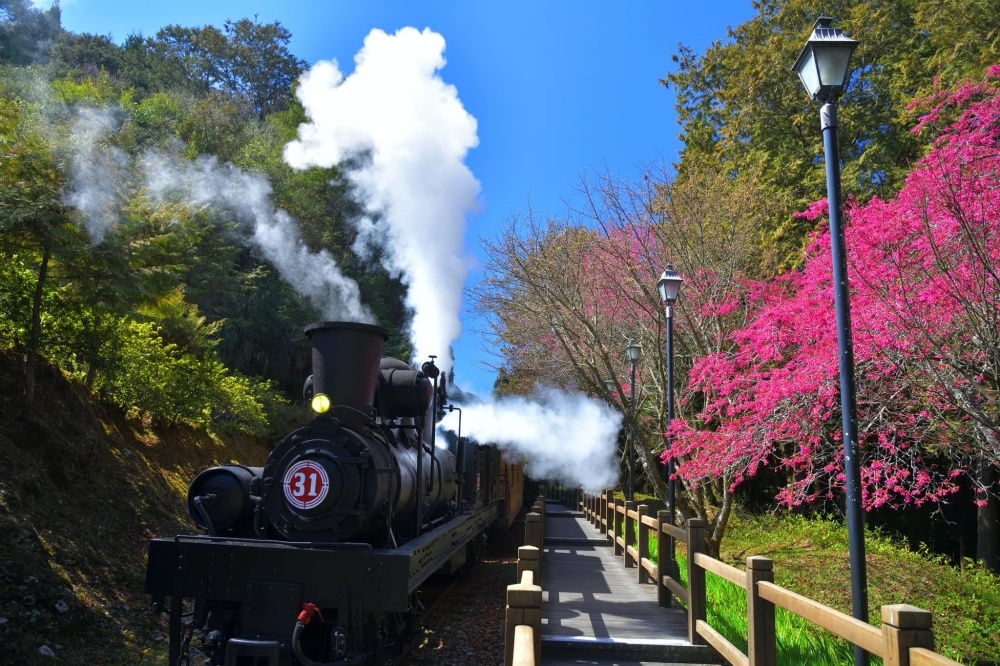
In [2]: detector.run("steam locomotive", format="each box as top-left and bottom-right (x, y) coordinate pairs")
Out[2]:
(145, 321), (523, 666)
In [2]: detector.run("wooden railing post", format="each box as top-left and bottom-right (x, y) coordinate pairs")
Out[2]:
(656, 509), (672, 607)
(612, 497), (624, 556)
(505, 571), (542, 666)
(525, 512), (542, 557)
(534, 498), (545, 556)
(637, 504), (649, 584)
(517, 546), (540, 584)
(881, 604), (934, 666)
(603, 490), (613, 541)
(686, 518), (706, 645)
(624, 501), (636, 568)
(746, 556), (775, 666)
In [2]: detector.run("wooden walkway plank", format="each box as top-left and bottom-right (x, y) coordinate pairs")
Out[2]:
(539, 502), (720, 665)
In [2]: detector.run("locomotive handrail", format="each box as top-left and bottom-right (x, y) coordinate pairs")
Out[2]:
(578, 489), (964, 666)
(172, 534), (374, 551)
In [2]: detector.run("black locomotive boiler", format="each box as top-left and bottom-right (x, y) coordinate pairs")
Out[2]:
(145, 321), (514, 666)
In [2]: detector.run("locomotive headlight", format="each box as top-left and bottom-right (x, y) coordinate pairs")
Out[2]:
(311, 393), (331, 414)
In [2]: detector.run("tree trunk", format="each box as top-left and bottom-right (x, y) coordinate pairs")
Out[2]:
(23, 244), (51, 409)
(636, 439), (670, 501)
(976, 460), (1000, 573)
(704, 485), (734, 558)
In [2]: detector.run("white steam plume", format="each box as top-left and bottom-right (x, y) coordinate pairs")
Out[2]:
(61, 107), (371, 322)
(441, 389), (622, 491)
(284, 27), (481, 370)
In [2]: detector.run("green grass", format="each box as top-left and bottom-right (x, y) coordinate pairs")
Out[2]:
(622, 506), (1000, 665)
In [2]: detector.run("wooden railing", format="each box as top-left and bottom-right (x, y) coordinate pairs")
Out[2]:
(579, 490), (963, 666)
(505, 496), (546, 666)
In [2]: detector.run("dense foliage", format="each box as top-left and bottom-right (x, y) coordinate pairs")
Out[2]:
(0, 6), (409, 434)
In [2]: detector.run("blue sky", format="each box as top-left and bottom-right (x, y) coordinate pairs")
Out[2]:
(57, 0), (757, 398)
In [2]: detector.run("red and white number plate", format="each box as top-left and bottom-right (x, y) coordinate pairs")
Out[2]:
(283, 460), (330, 509)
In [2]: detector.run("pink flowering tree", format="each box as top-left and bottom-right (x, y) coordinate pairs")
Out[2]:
(476, 165), (779, 555)
(672, 68), (1000, 568)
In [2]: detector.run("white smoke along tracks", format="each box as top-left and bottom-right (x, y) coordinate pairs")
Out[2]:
(284, 27), (481, 370)
(441, 390), (622, 491)
(61, 107), (371, 323)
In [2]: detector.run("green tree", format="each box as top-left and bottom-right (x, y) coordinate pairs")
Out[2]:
(0, 91), (81, 407)
(47, 31), (122, 81)
(0, 0), (61, 65)
(150, 18), (306, 118)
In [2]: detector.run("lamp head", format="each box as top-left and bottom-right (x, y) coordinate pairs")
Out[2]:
(626, 343), (641, 362)
(656, 264), (684, 304)
(793, 17), (858, 104)
(604, 379), (616, 393)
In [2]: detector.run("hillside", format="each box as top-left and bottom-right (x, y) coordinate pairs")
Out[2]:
(0, 349), (272, 665)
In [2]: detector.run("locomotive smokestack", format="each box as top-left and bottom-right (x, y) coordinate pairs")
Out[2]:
(305, 322), (389, 425)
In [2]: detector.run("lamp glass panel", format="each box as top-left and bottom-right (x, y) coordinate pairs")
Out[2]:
(626, 344), (641, 361)
(660, 278), (682, 302)
(796, 48), (820, 97)
(816, 43), (854, 88)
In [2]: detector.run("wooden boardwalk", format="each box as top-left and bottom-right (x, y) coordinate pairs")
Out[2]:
(539, 501), (719, 666)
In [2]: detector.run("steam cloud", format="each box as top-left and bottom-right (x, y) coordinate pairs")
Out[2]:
(441, 389), (622, 491)
(284, 27), (481, 370)
(61, 108), (371, 322)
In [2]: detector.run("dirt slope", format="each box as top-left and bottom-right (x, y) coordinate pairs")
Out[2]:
(0, 350), (271, 665)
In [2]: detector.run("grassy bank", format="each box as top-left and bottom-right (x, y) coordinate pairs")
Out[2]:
(657, 510), (1000, 664)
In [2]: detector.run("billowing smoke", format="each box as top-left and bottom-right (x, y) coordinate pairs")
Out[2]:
(441, 389), (622, 491)
(284, 27), (481, 370)
(141, 152), (372, 322)
(61, 108), (371, 322)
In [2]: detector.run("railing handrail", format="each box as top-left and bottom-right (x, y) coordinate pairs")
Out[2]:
(511, 625), (536, 666)
(578, 489), (963, 666)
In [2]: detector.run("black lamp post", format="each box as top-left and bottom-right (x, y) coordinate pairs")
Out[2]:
(656, 265), (683, 563)
(626, 343), (641, 501)
(794, 17), (868, 666)
(604, 378), (623, 494)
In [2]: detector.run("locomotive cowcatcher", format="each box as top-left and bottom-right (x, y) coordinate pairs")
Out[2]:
(145, 321), (516, 666)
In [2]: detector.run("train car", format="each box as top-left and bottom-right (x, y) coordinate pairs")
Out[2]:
(145, 321), (517, 666)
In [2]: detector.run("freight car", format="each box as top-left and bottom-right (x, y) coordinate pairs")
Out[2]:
(145, 321), (521, 666)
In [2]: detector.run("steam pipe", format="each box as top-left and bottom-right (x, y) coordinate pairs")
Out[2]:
(415, 409), (423, 537)
(448, 405), (464, 508)
(418, 357), (441, 535)
(424, 357), (440, 494)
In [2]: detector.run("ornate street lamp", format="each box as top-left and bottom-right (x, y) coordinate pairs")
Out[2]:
(626, 343), (641, 501)
(793, 17), (858, 104)
(794, 17), (868, 666)
(656, 264), (683, 566)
